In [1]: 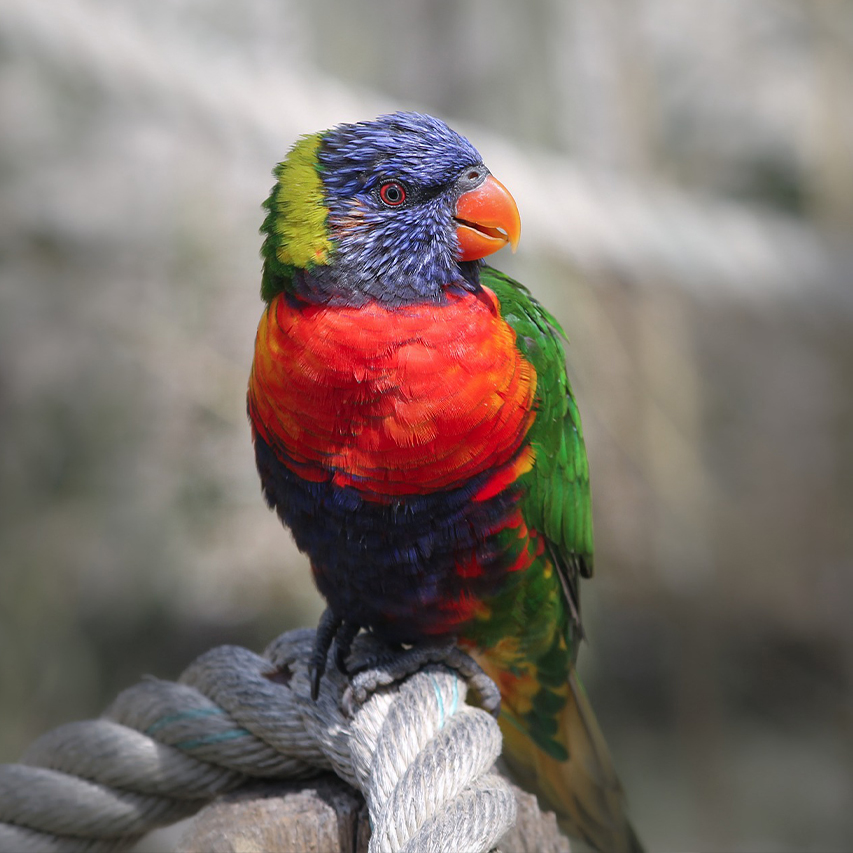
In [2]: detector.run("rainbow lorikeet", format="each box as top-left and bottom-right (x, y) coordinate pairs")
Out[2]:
(248, 112), (641, 852)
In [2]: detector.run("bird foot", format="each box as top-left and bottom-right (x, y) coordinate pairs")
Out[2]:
(308, 608), (362, 700)
(342, 639), (501, 718)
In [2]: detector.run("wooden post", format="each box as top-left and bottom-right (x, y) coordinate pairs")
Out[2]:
(175, 773), (571, 853)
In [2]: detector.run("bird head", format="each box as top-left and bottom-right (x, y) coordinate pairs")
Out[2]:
(260, 112), (521, 305)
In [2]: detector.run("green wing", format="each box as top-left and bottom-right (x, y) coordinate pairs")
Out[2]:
(480, 270), (642, 851)
(483, 267), (594, 640)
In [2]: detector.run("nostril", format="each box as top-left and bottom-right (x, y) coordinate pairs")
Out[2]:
(456, 165), (487, 191)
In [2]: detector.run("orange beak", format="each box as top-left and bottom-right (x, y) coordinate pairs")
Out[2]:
(454, 174), (521, 262)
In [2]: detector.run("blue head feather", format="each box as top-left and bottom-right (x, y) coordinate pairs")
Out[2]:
(302, 112), (486, 305)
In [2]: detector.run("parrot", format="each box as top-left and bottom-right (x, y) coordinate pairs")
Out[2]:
(247, 111), (642, 852)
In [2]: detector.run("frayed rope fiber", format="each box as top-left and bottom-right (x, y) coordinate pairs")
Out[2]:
(0, 629), (516, 853)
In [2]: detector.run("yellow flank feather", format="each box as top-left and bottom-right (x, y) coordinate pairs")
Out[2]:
(476, 648), (643, 853)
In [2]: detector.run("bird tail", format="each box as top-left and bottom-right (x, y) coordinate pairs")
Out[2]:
(475, 648), (643, 853)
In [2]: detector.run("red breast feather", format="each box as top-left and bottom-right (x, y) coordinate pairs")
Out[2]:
(248, 287), (536, 498)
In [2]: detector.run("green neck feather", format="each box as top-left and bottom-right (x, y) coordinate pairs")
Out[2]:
(260, 132), (333, 302)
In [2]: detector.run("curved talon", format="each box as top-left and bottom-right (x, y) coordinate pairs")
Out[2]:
(309, 609), (342, 700)
(333, 620), (361, 674)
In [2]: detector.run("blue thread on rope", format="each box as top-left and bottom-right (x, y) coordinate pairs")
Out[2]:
(146, 707), (225, 735)
(430, 674), (446, 729)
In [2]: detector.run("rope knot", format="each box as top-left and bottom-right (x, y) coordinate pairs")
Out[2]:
(0, 629), (517, 853)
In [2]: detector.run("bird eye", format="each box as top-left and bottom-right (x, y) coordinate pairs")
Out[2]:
(378, 181), (406, 207)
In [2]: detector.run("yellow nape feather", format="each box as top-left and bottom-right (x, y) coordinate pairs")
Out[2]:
(271, 133), (333, 269)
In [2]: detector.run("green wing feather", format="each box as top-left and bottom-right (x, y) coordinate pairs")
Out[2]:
(481, 268), (642, 853)
(483, 267), (593, 636)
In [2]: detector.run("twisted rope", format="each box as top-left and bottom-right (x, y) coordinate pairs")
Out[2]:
(0, 629), (516, 853)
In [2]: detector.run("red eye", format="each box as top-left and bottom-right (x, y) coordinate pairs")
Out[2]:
(379, 181), (406, 206)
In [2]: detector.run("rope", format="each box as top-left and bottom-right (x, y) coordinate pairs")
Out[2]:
(0, 629), (516, 853)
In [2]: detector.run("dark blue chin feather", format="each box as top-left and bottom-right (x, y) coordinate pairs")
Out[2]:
(289, 260), (483, 307)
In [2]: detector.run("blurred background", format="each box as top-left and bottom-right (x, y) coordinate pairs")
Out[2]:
(1, 0), (852, 849)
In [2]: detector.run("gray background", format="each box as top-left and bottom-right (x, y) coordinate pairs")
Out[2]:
(2, 1), (852, 849)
